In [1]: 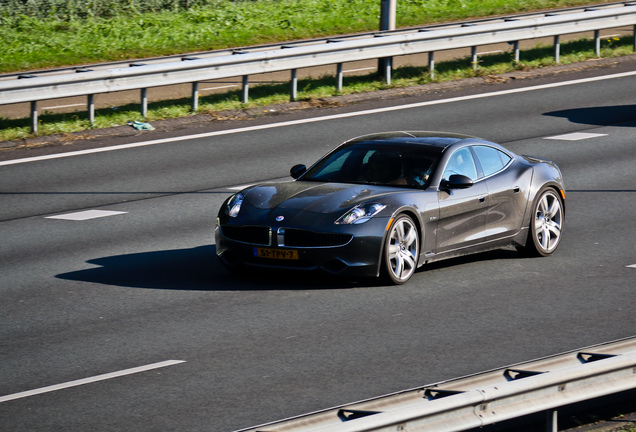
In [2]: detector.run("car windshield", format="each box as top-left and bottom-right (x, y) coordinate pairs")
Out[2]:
(301, 142), (442, 188)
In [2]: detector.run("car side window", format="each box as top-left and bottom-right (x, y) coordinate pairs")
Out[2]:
(443, 147), (478, 181)
(473, 145), (512, 177)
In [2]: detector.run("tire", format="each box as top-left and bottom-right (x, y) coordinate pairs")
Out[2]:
(523, 188), (564, 257)
(382, 215), (420, 284)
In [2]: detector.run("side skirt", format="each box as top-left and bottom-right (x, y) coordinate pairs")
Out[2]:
(420, 229), (528, 266)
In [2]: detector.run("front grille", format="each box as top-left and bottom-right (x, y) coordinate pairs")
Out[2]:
(221, 225), (270, 246)
(283, 228), (352, 248)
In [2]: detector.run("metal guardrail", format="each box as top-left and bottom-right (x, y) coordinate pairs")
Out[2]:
(234, 337), (636, 432)
(2, 3), (636, 132)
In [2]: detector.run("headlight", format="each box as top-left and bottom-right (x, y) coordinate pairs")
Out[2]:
(226, 193), (244, 217)
(335, 203), (386, 225)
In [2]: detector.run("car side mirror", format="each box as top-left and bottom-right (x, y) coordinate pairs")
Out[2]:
(441, 174), (474, 190)
(290, 164), (306, 179)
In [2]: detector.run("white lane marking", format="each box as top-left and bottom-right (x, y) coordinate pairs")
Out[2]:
(228, 184), (254, 191)
(202, 84), (240, 91)
(45, 210), (127, 220)
(0, 360), (185, 403)
(3, 70), (636, 167)
(627, 264), (636, 269)
(42, 103), (85, 110)
(343, 67), (376, 73)
(544, 132), (608, 141)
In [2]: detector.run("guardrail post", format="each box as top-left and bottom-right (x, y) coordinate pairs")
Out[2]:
(554, 35), (561, 63)
(87, 95), (95, 125)
(30, 101), (38, 134)
(241, 75), (249, 103)
(141, 88), (148, 117)
(428, 52), (435, 79)
(512, 41), (520, 62)
(290, 69), (298, 101)
(633, 24), (636, 52)
(379, 0), (396, 84)
(471, 46), (478, 71)
(382, 56), (392, 85)
(336, 63), (343, 92)
(546, 409), (558, 432)
(594, 30), (601, 57)
(191, 82), (199, 112)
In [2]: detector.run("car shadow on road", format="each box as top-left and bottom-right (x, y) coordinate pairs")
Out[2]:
(56, 245), (523, 291)
(544, 104), (636, 126)
(56, 245), (367, 291)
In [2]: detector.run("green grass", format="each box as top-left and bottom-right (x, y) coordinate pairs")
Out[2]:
(0, 0), (620, 73)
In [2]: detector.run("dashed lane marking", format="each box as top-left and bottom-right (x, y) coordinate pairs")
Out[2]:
(0, 360), (185, 403)
(544, 132), (608, 141)
(45, 210), (127, 220)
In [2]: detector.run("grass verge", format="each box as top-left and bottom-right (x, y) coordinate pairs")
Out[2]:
(0, 0), (620, 73)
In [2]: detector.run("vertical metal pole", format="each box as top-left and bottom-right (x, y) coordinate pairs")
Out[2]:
(384, 57), (392, 85)
(546, 409), (558, 432)
(379, 0), (396, 31)
(633, 25), (636, 52)
(471, 46), (478, 71)
(513, 41), (520, 62)
(290, 69), (297, 102)
(336, 63), (343, 93)
(30, 101), (38, 134)
(378, 0), (396, 78)
(87, 94), (95, 125)
(141, 88), (148, 117)
(594, 30), (601, 57)
(428, 52), (435, 79)
(554, 35), (561, 63)
(241, 75), (249, 103)
(191, 82), (199, 112)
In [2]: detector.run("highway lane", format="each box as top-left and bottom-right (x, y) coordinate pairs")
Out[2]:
(3, 65), (636, 221)
(1, 69), (635, 431)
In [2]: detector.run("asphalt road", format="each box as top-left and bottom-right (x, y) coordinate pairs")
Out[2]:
(1, 64), (635, 431)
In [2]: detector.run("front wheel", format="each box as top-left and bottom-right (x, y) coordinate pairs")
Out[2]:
(523, 189), (564, 257)
(382, 215), (420, 284)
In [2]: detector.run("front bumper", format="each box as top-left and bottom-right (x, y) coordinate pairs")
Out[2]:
(215, 218), (389, 278)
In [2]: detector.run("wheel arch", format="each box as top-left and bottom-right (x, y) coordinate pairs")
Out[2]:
(523, 181), (566, 229)
(383, 207), (426, 268)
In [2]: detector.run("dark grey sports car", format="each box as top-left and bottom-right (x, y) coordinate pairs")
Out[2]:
(215, 131), (565, 284)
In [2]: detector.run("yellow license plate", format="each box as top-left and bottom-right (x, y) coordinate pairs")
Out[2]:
(254, 247), (299, 260)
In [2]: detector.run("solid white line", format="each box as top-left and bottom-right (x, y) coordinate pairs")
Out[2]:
(0, 360), (185, 403)
(343, 67), (376, 73)
(477, 50), (505, 55)
(42, 103), (85, 110)
(202, 84), (240, 91)
(2, 69), (636, 167)
(228, 184), (255, 190)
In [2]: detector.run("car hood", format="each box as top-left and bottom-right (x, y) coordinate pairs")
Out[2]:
(243, 181), (401, 214)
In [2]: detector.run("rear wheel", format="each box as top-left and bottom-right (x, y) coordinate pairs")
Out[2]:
(382, 215), (420, 284)
(523, 189), (564, 257)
